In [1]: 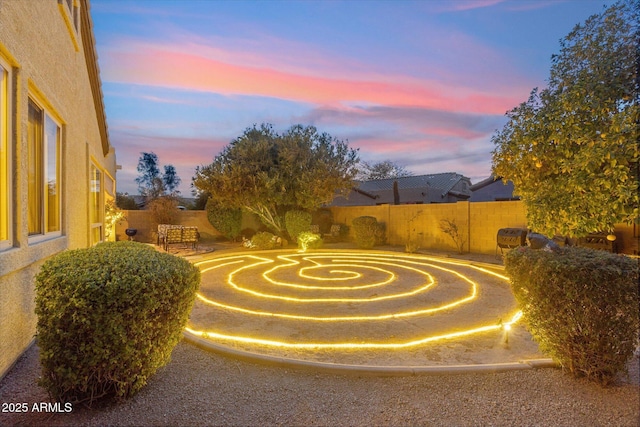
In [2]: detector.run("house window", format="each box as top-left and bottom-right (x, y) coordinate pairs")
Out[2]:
(90, 164), (103, 245)
(0, 61), (9, 248)
(28, 99), (61, 239)
(58, 0), (80, 50)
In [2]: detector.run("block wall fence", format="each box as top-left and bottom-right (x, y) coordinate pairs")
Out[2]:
(116, 201), (637, 255)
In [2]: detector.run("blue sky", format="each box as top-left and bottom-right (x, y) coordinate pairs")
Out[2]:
(90, 0), (616, 195)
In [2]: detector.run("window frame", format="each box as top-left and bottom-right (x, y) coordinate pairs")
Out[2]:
(89, 162), (103, 245)
(27, 96), (63, 244)
(0, 57), (11, 251)
(58, 0), (80, 51)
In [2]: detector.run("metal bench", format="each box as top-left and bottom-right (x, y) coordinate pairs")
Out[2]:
(160, 225), (199, 251)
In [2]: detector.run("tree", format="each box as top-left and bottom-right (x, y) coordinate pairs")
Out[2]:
(491, 0), (639, 238)
(115, 192), (138, 210)
(135, 152), (182, 200)
(163, 165), (181, 195)
(192, 123), (359, 234)
(357, 160), (413, 180)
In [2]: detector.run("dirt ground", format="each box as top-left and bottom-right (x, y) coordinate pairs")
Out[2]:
(182, 244), (547, 367)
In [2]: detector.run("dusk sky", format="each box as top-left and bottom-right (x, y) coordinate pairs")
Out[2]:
(90, 0), (616, 196)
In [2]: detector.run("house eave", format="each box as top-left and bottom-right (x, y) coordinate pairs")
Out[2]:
(80, 0), (110, 157)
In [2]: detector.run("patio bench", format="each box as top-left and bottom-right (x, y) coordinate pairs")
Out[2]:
(158, 224), (199, 251)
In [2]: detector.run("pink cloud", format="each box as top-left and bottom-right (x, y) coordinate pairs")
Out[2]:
(420, 127), (487, 140)
(445, 0), (506, 11)
(101, 41), (524, 116)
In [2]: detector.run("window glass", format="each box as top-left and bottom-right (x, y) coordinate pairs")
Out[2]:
(28, 99), (62, 238)
(90, 164), (103, 245)
(45, 114), (60, 232)
(28, 101), (43, 235)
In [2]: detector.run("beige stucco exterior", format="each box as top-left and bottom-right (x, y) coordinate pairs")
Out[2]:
(0, 0), (116, 379)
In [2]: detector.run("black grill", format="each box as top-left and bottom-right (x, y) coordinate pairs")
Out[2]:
(497, 228), (528, 249)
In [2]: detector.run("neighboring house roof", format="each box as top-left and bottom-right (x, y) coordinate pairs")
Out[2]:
(331, 173), (472, 206)
(80, 0), (111, 156)
(469, 175), (519, 202)
(358, 173), (468, 198)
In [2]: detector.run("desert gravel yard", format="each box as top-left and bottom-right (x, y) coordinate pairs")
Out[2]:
(2, 246), (638, 426)
(0, 341), (638, 427)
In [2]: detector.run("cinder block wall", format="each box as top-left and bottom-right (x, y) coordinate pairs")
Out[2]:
(331, 201), (635, 255)
(468, 201), (527, 254)
(116, 210), (223, 244)
(115, 203), (637, 255)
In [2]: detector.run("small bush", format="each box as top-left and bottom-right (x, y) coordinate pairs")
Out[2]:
(504, 246), (639, 385)
(352, 216), (379, 249)
(205, 198), (242, 241)
(439, 219), (466, 254)
(35, 241), (201, 404)
(375, 222), (386, 246)
(251, 231), (278, 249)
(146, 196), (179, 226)
(285, 210), (312, 243)
(312, 209), (334, 235)
(240, 228), (256, 240)
(297, 231), (323, 251)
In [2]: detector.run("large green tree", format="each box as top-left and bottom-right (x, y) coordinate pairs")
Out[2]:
(491, 0), (638, 237)
(192, 124), (359, 234)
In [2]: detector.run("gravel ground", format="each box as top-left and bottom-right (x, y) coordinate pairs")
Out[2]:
(1, 341), (638, 427)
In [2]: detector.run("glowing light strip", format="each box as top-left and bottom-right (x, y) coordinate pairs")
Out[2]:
(227, 259), (438, 302)
(186, 310), (523, 349)
(192, 251), (513, 322)
(196, 253), (482, 322)
(262, 260), (424, 292)
(195, 288), (474, 321)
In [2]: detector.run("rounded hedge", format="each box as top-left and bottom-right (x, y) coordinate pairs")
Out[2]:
(35, 241), (201, 404)
(352, 216), (378, 249)
(297, 231), (323, 251)
(251, 231), (277, 249)
(505, 246), (639, 385)
(285, 210), (312, 243)
(205, 198), (242, 241)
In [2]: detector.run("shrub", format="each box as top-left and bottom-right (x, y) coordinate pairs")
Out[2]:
(504, 246), (639, 385)
(251, 231), (278, 249)
(297, 231), (323, 251)
(439, 219), (466, 254)
(285, 210), (312, 243)
(240, 228), (256, 240)
(115, 192), (139, 210)
(146, 196), (178, 226)
(374, 222), (386, 246)
(352, 216), (379, 249)
(35, 241), (201, 404)
(205, 198), (242, 241)
(311, 209), (334, 235)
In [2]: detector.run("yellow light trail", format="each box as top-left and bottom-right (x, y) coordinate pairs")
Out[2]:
(199, 253), (485, 303)
(185, 310), (523, 349)
(190, 250), (521, 349)
(192, 252), (501, 321)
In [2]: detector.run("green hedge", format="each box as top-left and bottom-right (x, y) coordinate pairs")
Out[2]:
(35, 241), (201, 404)
(352, 216), (385, 249)
(297, 231), (323, 251)
(251, 231), (277, 249)
(205, 198), (242, 241)
(504, 246), (639, 385)
(285, 210), (311, 243)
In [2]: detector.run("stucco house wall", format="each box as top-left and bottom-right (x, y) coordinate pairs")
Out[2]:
(0, 0), (116, 379)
